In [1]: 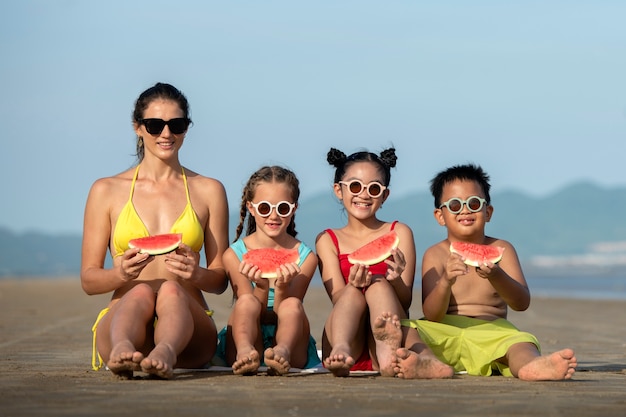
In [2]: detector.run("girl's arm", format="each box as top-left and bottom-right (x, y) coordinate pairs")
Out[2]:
(385, 222), (416, 312)
(315, 231), (349, 305)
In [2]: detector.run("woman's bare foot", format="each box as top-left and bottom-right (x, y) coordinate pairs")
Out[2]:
(372, 312), (402, 377)
(517, 349), (577, 381)
(393, 348), (455, 379)
(108, 341), (143, 378)
(140, 343), (176, 379)
(232, 348), (261, 376)
(323, 345), (355, 377)
(264, 346), (291, 376)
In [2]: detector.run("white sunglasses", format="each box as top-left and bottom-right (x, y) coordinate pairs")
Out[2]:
(250, 200), (296, 217)
(338, 180), (387, 198)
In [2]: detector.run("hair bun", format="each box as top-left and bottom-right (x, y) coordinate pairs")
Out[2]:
(379, 147), (397, 169)
(327, 148), (347, 167)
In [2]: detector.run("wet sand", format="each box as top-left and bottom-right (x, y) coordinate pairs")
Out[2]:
(1, 278), (625, 417)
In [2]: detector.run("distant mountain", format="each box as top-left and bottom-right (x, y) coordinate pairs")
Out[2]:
(1, 181), (625, 277)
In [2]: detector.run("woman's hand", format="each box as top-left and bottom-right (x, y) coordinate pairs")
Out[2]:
(165, 243), (200, 280)
(119, 248), (152, 282)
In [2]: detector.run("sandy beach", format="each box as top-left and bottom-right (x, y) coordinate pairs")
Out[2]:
(1, 278), (625, 417)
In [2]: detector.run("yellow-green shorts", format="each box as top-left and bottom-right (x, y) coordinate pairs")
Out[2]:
(91, 307), (213, 371)
(401, 315), (540, 377)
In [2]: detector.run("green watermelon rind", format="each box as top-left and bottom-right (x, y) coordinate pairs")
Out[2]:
(242, 248), (300, 279)
(128, 233), (182, 255)
(347, 230), (400, 266)
(449, 241), (505, 267)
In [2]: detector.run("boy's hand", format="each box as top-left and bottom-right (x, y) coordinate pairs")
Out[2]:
(475, 261), (498, 279)
(445, 253), (469, 285)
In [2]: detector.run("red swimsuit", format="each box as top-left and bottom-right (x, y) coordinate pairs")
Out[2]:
(323, 221), (398, 371)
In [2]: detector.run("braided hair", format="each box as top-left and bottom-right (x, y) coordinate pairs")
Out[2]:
(234, 166), (300, 241)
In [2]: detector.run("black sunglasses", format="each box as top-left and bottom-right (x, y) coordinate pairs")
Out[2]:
(140, 118), (190, 135)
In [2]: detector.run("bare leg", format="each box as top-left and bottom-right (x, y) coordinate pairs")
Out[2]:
(265, 297), (311, 375)
(323, 286), (367, 377)
(98, 284), (156, 378)
(229, 294), (262, 375)
(507, 343), (577, 381)
(139, 281), (199, 379)
(393, 325), (455, 379)
(371, 312), (402, 377)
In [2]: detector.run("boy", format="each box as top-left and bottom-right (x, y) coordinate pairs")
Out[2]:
(395, 164), (576, 380)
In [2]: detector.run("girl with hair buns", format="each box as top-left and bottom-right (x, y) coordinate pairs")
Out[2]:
(215, 166), (320, 375)
(316, 147), (453, 378)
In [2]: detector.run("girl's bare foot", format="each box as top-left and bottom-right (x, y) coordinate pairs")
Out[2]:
(232, 349), (261, 375)
(323, 345), (355, 377)
(393, 348), (455, 379)
(140, 343), (176, 379)
(372, 312), (402, 377)
(108, 341), (143, 378)
(517, 349), (577, 381)
(264, 346), (291, 376)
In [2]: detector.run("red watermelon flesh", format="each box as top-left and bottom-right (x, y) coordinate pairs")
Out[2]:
(347, 230), (400, 266)
(242, 248), (300, 278)
(128, 233), (182, 255)
(449, 241), (505, 267)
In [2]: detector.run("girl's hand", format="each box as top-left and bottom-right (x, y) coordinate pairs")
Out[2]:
(165, 243), (199, 280)
(238, 260), (268, 288)
(274, 262), (301, 288)
(445, 252), (468, 286)
(348, 263), (372, 288)
(384, 248), (406, 282)
(119, 248), (152, 282)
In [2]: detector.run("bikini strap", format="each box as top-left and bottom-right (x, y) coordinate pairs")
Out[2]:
(128, 165), (140, 200)
(390, 220), (398, 230)
(181, 168), (191, 203)
(324, 229), (340, 252)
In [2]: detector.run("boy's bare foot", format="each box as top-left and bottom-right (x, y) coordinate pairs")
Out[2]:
(232, 349), (261, 375)
(264, 346), (291, 375)
(140, 343), (176, 379)
(517, 349), (577, 381)
(372, 312), (402, 377)
(323, 345), (355, 377)
(108, 341), (143, 378)
(393, 348), (455, 379)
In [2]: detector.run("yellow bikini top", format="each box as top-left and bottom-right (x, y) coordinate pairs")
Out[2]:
(112, 166), (204, 257)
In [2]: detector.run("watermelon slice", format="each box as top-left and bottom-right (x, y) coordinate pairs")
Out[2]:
(449, 241), (505, 267)
(242, 248), (300, 279)
(347, 230), (400, 266)
(128, 233), (182, 255)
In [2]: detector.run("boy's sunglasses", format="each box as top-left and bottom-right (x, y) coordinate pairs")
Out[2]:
(250, 200), (296, 218)
(338, 180), (387, 198)
(439, 196), (487, 214)
(140, 118), (190, 135)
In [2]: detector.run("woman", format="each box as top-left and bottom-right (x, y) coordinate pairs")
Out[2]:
(81, 82), (229, 379)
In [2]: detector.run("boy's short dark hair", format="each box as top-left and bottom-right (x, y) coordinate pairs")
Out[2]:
(430, 164), (491, 208)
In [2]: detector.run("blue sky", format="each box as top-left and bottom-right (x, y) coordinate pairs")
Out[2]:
(1, 1), (625, 234)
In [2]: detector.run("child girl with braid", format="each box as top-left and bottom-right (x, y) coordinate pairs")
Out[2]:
(214, 166), (320, 375)
(316, 147), (453, 378)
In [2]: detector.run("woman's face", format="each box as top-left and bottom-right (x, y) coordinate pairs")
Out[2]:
(134, 99), (187, 161)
